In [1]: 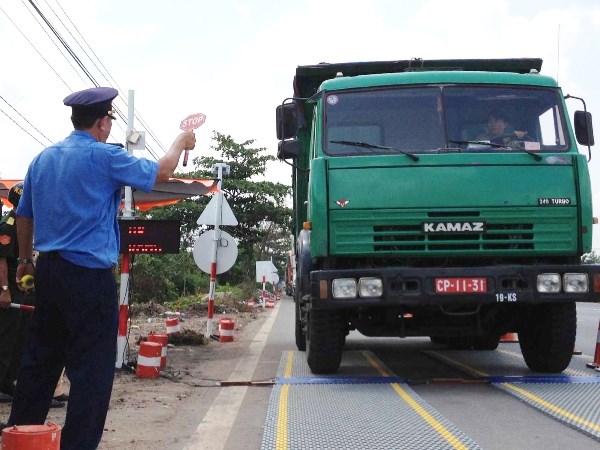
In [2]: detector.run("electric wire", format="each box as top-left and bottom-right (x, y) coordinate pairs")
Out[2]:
(3, 2), (168, 163)
(0, 107), (48, 148)
(0, 95), (53, 145)
(22, 1), (164, 159)
(43, 0), (167, 155)
(28, 0), (101, 87)
(0, 4), (75, 90)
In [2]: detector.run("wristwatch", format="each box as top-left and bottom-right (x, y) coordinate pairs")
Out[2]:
(1, 286), (8, 292)
(17, 258), (33, 265)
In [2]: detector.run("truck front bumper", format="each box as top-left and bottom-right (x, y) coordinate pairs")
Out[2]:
(309, 264), (600, 308)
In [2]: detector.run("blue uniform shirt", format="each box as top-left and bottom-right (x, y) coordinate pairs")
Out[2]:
(17, 130), (159, 268)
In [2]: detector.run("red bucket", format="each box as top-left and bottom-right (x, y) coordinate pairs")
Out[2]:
(136, 341), (162, 379)
(147, 333), (168, 368)
(2, 423), (61, 450)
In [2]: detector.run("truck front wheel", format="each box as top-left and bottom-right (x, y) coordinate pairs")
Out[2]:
(306, 309), (345, 374)
(518, 302), (576, 373)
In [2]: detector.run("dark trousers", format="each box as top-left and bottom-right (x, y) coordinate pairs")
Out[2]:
(8, 255), (118, 450)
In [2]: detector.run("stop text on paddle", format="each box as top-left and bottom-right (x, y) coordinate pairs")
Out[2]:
(180, 113), (206, 131)
(180, 113), (206, 166)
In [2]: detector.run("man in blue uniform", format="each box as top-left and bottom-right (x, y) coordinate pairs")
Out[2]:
(9, 87), (196, 450)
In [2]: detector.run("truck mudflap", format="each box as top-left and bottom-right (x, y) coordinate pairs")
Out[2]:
(308, 264), (600, 307)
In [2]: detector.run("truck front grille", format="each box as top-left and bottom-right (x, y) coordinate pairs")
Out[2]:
(329, 208), (576, 256)
(373, 223), (534, 251)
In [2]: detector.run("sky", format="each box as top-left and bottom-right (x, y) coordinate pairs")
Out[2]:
(2, 0), (600, 245)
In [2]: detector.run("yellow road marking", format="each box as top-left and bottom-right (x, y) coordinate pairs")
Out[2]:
(276, 384), (290, 450)
(503, 383), (600, 432)
(428, 350), (600, 432)
(275, 351), (294, 450)
(283, 350), (294, 378)
(426, 351), (489, 377)
(364, 351), (468, 450)
(390, 383), (468, 450)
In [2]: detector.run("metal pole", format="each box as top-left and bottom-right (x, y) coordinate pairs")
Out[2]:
(116, 89), (135, 369)
(205, 163), (228, 338)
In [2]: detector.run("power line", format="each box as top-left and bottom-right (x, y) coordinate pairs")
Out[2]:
(0, 3), (75, 90)
(3, 1), (169, 161)
(0, 109), (48, 148)
(46, 0), (167, 155)
(0, 95), (53, 145)
(27, 0), (101, 87)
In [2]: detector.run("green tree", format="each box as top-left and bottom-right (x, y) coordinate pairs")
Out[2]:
(131, 131), (292, 302)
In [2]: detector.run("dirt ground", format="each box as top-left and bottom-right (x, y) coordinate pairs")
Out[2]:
(0, 299), (273, 449)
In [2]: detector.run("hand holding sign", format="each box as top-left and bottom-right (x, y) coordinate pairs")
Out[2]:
(179, 113), (206, 167)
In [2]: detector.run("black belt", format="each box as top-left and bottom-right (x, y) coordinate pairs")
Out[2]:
(37, 251), (61, 259)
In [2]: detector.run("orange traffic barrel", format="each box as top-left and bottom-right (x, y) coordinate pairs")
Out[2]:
(136, 341), (162, 379)
(219, 318), (235, 342)
(165, 317), (181, 336)
(147, 333), (168, 368)
(2, 423), (61, 450)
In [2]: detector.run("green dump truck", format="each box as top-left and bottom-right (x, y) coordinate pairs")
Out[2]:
(276, 58), (597, 374)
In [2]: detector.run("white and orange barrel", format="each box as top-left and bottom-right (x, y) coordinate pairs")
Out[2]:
(147, 333), (169, 368)
(219, 318), (235, 342)
(136, 341), (162, 379)
(165, 317), (181, 336)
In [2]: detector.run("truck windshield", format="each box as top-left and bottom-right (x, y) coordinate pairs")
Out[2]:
(323, 85), (569, 156)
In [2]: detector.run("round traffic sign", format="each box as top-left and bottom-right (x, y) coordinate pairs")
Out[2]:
(193, 230), (238, 274)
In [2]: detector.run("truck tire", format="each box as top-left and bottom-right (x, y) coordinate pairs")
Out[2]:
(306, 309), (345, 374)
(473, 334), (500, 351)
(518, 302), (576, 373)
(295, 298), (306, 351)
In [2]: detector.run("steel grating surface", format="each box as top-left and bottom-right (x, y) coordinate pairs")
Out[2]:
(495, 382), (600, 441)
(424, 345), (591, 378)
(424, 345), (600, 441)
(262, 351), (482, 450)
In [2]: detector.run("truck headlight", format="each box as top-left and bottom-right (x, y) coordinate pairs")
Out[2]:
(332, 279), (357, 299)
(537, 273), (561, 293)
(359, 277), (383, 297)
(563, 273), (588, 293)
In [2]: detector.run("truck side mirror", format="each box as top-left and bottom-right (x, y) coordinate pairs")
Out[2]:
(276, 103), (299, 140)
(574, 111), (595, 146)
(277, 139), (301, 160)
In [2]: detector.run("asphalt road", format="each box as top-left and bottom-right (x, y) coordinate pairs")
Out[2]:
(204, 298), (600, 450)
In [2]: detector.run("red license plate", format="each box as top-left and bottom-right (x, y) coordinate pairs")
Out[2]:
(435, 277), (487, 293)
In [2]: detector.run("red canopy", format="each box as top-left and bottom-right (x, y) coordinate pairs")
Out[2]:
(1, 178), (218, 210)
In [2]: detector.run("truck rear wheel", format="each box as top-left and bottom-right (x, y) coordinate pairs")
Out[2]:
(518, 302), (576, 373)
(306, 309), (345, 374)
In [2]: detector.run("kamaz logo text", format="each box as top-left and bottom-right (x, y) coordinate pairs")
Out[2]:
(422, 221), (486, 233)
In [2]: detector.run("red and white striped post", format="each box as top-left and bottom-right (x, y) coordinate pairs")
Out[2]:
(261, 275), (267, 308)
(9, 303), (35, 311)
(206, 260), (217, 337)
(116, 252), (130, 368)
(204, 163), (231, 338)
(116, 90), (135, 369)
